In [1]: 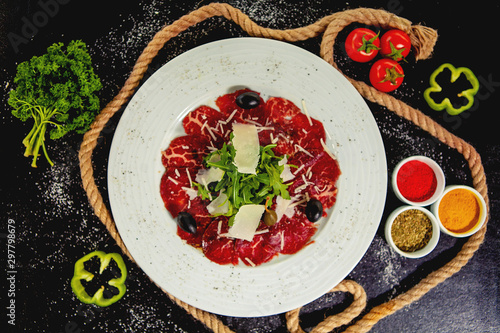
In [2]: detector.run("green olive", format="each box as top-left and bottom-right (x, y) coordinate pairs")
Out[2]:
(263, 209), (278, 227)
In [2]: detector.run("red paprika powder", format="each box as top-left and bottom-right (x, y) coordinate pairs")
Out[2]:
(396, 160), (437, 202)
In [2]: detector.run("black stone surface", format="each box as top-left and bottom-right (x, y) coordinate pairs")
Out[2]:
(1, 1), (499, 332)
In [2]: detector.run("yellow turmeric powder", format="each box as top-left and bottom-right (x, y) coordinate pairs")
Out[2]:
(438, 188), (480, 233)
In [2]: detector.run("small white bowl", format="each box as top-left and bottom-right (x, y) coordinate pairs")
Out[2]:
(431, 185), (487, 238)
(385, 206), (440, 259)
(391, 155), (445, 206)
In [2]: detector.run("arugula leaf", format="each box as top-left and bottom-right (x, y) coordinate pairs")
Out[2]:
(192, 182), (212, 200)
(195, 139), (291, 218)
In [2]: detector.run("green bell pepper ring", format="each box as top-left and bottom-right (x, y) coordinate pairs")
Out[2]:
(71, 251), (127, 307)
(423, 63), (479, 116)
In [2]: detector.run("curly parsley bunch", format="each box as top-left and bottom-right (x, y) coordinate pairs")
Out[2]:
(8, 40), (102, 167)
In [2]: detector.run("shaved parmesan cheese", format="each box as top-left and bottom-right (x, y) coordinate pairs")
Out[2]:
(186, 168), (193, 187)
(195, 167), (224, 186)
(301, 99), (313, 126)
(294, 144), (314, 157)
(207, 192), (229, 215)
(181, 187), (198, 200)
(227, 204), (265, 241)
(243, 118), (262, 126)
(206, 126), (217, 141)
(288, 197), (307, 208)
(275, 195), (294, 223)
(245, 258), (256, 267)
(279, 156), (295, 182)
(320, 138), (337, 161)
(293, 164), (305, 176)
(200, 121), (217, 141)
(207, 153), (221, 163)
(256, 126), (275, 132)
(167, 176), (178, 185)
(232, 123), (260, 174)
(219, 109), (238, 125)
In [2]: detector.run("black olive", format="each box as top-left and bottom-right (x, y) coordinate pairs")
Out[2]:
(235, 91), (260, 109)
(207, 181), (218, 192)
(263, 209), (278, 227)
(305, 199), (323, 222)
(176, 212), (197, 234)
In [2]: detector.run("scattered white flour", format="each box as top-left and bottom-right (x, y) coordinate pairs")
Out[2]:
(36, 142), (81, 218)
(123, 304), (179, 332)
(44, 166), (74, 211)
(376, 237), (403, 290)
(349, 235), (410, 299)
(90, 0), (327, 94)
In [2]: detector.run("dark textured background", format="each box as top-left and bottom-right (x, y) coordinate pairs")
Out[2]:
(1, 0), (499, 332)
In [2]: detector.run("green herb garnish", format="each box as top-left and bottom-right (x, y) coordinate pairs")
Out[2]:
(193, 138), (291, 221)
(8, 40), (102, 167)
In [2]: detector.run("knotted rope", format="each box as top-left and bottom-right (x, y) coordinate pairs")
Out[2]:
(79, 3), (489, 332)
(286, 280), (367, 333)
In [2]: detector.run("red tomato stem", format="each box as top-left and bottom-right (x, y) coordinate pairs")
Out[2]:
(380, 66), (405, 84)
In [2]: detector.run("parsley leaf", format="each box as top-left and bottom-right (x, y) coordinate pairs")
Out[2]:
(8, 40), (102, 167)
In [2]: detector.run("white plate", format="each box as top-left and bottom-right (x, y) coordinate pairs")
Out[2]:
(108, 37), (387, 317)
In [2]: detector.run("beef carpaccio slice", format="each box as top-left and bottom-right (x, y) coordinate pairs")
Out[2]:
(287, 149), (341, 210)
(266, 212), (317, 255)
(265, 97), (326, 154)
(160, 89), (341, 266)
(182, 105), (227, 146)
(235, 224), (279, 266)
(161, 134), (211, 168)
(215, 88), (268, 124)
(202, 217), (239, 265)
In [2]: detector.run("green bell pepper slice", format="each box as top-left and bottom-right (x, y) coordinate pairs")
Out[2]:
(423, 63), (479, 115)
(71, 251), (127, 307)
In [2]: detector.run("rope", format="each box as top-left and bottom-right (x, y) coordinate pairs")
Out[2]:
(78, 3), (489, 333)
(286, 280), (367, 333)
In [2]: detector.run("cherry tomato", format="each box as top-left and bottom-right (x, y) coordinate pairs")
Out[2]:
(345, 28), (380, 63)
(380, 29), (411, 61)
(369, 59), (405, 92)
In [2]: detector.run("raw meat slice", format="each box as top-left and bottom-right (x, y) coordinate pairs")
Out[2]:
(176, 209), (211, 249)
(215, 88), (268, 124)
(287, 149), (341, 210)
(266, 97), (302, 124)
(182, 105), (227, 144)
(202, 217), (239, 265)
(161, 134), (211, 168)
(160, 167), (198, 217)
(265, 97), (325, 151)
(235, 224), (278, 266)
(266, 212), (317, 255)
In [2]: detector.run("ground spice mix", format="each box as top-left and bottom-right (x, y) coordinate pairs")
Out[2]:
(391, 209), (433, 252)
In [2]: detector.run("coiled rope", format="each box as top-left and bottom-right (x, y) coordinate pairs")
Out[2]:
(79, 3), (489, 332)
